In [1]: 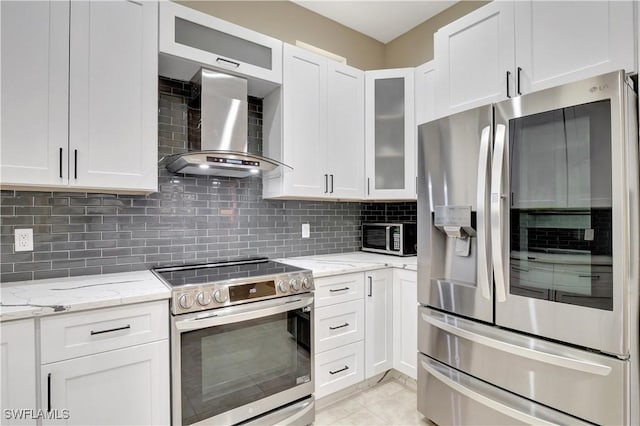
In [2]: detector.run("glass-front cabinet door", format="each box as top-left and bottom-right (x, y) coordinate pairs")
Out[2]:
(365, 68), (415, 200)
(493, 70), (632, 356)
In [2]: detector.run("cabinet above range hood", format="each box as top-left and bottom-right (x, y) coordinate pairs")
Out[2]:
(165, 68), (290, 178)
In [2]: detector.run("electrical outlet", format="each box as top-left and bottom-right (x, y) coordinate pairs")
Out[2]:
(302, 223), (310, 238)
(15, 228), (34, 252)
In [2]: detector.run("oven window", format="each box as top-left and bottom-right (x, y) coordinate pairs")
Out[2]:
(509, 100), (613, 310)
(180, 308), (311, 425)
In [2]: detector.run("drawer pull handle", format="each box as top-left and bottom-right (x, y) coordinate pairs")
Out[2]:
(329, 365), (349, 375)
(216, 57), (240, 68)
(90, 324), (131, 336)
(329, 322), (349, 330)
(512, 267), (530, 272)
(579, 274), (601, 279)
(329, 287), (349, 293)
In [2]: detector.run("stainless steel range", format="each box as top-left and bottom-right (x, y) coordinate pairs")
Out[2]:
(152, 258), (315, 426)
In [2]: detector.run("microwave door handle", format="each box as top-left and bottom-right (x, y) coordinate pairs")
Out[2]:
(385, 226), (391, 251)
(491, 124), (507, 302)
(477, 125), (492, 301)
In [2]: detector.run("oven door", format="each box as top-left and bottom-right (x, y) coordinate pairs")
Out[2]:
(172, 294), (314, 426)
(492, 70), (638, 357)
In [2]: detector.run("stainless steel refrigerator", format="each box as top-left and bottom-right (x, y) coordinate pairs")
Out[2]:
(417, 70), (639, 425)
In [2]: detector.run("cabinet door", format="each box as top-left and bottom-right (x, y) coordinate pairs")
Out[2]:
(282, 44), (327, 198)
(392, 269), (417, 380)
(0, 1), (69, 188)
(42, 340), (169, 426)
(365, 68), (416, 200)
(364, 269), (393, 378)
(69, 1), (158, 193)
(515, 1), (635, 95)
(415, 60), (437, 125)
(327, 62), (365, 200)
(434, 1), (515, 116)
(1, 319), (36, 425)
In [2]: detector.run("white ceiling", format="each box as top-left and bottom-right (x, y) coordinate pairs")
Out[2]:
(292, 1), (457, 44)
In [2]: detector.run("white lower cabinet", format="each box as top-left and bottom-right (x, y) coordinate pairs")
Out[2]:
(314, 272), (365, 398)
(364, 269), (393, 378)
(39, 301), (170, 425)
(41, 341), (169, 426)
(392, 269), (418, 379)
(1, 319), (37, 425)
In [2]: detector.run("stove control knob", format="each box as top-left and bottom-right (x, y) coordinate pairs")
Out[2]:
(277, 280), (288, 293)
(301, 277), (312, 290)
(196, 291), (212, 306)
(178, 294), (194, 310)
(290, 279), (300, 292)
(213, 289), (228, 304)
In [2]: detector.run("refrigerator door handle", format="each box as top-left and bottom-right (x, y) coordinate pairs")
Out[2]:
(421, 358), (554, 425)
(476, 126), (492, 300)
(491, 124), (507, 302)
(421, 310), (612, 376)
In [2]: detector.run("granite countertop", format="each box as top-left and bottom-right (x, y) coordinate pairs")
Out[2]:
(276, 251), (417, 278)
(0, 270), (170, 322)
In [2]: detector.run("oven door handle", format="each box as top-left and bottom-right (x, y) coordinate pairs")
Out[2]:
(174, 295), (313, 331)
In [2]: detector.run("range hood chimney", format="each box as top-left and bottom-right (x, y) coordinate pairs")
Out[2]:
(165, 68), (289, 178)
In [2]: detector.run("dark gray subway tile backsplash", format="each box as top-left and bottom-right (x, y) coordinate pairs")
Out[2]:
(0, 77), (416, 283)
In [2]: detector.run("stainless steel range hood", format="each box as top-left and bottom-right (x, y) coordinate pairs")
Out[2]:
(166, 68), (290, 178)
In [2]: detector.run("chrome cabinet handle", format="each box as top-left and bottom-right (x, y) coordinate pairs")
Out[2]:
(329, 287), (349, 293)
(491, 124), (507, 302)
(367, 276), (373, 297)
(476, 125), (492, 301)
(506, 70), (511, 98)
(59, 148), (63, 178)
(367, 178), (370, 195)
(74, 149), (78, 179)
(90, 324), (131, 336)
(330, 174), (334, 193)
(578, 274), (601, 279)
(324, 174), (328, 193)
(329, 322), (349, 330)
(329, 365), (349, 375)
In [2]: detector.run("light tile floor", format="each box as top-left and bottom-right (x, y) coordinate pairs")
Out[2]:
(315, 378), (432, 426)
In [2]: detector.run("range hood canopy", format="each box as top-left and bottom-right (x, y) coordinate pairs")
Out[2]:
(165, 68), (290, 178)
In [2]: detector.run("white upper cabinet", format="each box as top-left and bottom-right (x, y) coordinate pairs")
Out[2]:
(415, 60), (437, 126)
(69, 1), (158, 193)
(1, 1), (69, 188)
(434, 1), (515, 117)
(264, 44), (364, 200)
(514, 1), (634, 95)
(327, 61), (365, 199)
(281, 45), (327, 197)
(159, 2), (282, 92)
(435, 1), (635, 116)
(0, 0), (158, 194)
(365, 68), (416, 200)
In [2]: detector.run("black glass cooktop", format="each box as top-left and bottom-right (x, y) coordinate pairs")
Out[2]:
(152, 258), (306, 287)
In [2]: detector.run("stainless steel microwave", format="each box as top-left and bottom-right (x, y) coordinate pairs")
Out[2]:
(362, 223), (417, 256)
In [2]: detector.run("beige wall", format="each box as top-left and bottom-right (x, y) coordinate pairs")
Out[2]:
(384, 1), (490, 68)
(177, 1), (386, 70)
(177, 1), (489, 71)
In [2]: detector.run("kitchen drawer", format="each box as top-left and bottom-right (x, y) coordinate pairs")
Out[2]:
(41, 301), (168, 364)
(315, 340), (364, 399)
(315, 299), (364, 353)
(314, 272), (364, 307)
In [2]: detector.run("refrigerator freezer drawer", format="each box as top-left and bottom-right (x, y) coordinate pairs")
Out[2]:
(418, 307), (628, 425)
(418, 355), (590, 426)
